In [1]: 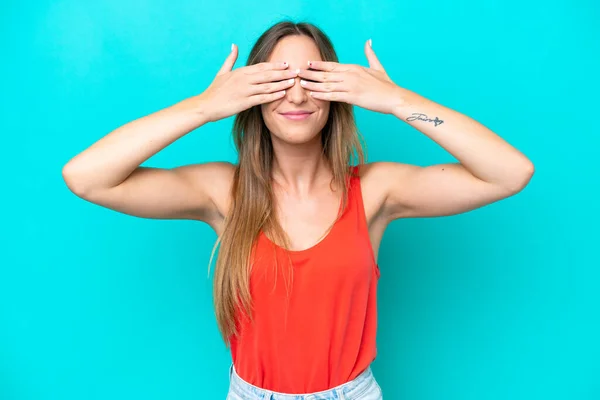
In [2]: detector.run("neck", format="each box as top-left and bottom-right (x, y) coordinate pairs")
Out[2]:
(270, 134), (331, 195)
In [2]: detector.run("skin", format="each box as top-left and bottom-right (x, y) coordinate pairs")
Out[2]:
(251, 34), (533, 259)
(259, 35), (346, 253)
(62, 35), (535, 264)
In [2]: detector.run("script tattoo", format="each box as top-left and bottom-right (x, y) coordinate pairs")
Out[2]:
(406, 113), (444, 127)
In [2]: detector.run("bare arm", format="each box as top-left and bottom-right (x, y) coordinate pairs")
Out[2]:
(377, 87), (535, 221)
(62, 97), (232, 224)
(62, 45), (297, 227)
(295, 44), (534, 221)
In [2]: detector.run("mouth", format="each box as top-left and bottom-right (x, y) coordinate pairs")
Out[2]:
(279, 112), (314, 121)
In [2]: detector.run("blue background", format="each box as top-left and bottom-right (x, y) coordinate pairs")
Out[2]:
(1, 0), (599, 399)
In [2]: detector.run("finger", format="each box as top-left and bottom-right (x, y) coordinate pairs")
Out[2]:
(364, 39), (386, 72)
(248, 68), (299, 84)
(307, 60), (343, 72)
(297, 68), (344, 83)
(308, 91), (349, 102)
(217, 43), (239, 76)
(245, 61), (290, 75)
(249, 78), (296, 95)
(248, 90), (287, 107)
(299, 79), (347, 92)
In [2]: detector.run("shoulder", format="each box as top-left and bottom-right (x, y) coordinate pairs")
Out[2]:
(178, 161), (236, 228)
(354, 161), (416, 188)
(354, 161), (419, 223)
(177, 161), (236, 193)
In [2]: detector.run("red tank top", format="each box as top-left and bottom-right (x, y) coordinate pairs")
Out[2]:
(229, 165), (381, 393)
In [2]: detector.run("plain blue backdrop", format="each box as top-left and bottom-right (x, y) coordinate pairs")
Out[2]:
(1, 0), (599, 399)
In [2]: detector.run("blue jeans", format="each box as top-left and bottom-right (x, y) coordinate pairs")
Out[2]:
(226, 362), (383, 399)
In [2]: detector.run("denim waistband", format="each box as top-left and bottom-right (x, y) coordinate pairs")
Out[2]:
(227, 362), (380, 399)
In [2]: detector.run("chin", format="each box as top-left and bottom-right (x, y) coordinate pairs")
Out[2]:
(272, 128), (321, 145)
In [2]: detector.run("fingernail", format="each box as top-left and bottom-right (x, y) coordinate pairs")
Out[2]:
(300, 80), (307, 86)
(231, 43), (235, 51)
(288, 78), (295, 84)
(369, 39), (372, 48)
(295, 68), (300, 74)
(307, 61), (312, 67)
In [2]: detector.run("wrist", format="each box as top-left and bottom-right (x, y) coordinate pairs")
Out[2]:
(391, 87), (422, 119)
(171, 95), (211, 126)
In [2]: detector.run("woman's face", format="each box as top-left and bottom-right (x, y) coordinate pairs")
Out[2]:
(261, 35), (330, 145)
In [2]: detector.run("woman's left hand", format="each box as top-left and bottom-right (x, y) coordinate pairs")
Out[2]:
(297, 40), (404, 115)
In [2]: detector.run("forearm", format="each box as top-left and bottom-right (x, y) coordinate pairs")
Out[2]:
(62, 95), (208, 192)
(392, 87), (534, 191)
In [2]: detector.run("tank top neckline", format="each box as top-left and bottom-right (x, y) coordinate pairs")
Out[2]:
(259, 166), (357, 256)
(260, 193), (345, 255)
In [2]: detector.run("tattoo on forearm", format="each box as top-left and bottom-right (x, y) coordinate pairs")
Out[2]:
(406, 113), (444, 127)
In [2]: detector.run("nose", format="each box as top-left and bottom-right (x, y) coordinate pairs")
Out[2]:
(284, 74), (309, 104)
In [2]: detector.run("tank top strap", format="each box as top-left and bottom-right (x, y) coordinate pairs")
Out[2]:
(345, 164), (361, 206)
(346, 164), (364, 218)
(346, 164), (378, 269)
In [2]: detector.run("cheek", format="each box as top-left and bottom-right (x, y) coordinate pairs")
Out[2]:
(261, 105), (276, 122)
(313, 98), (330, 111)
(260, 104), (272, 116)
(318, 103), (331, 120)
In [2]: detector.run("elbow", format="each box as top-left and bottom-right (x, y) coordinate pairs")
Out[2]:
(506, 160), (535, 195)
(519, 160), (535, 191)
(62, 162), (90, 198)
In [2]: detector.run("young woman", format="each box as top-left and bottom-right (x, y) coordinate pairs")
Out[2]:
(62, 21), (534, 400)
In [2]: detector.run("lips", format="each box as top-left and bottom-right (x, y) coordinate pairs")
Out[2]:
(278, 109), (314, 121)
(280, 112), (313, 120)
(280, 111), (313, 115)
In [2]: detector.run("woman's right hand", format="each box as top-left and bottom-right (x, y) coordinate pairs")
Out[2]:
(195, 44), (299, 123)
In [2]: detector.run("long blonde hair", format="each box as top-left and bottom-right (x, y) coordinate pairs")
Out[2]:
(209, 20), (366, 348)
